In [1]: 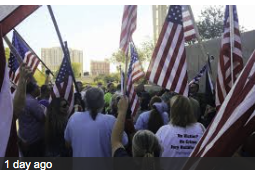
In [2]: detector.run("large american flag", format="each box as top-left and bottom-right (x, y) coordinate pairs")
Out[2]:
(127, 43), (144, 117)
(215, 5), (243, 109)
(51, 56), (74, 114)
(146, 5), (188, 96)
(119, 5), (137, 54)
(182, 5), (196, 41)
(185, 51), (254, 159)
(8, 31), (40, 85)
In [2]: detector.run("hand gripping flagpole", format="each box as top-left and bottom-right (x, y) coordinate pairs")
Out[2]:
(47, 5), (80, 94)
(229, 5), (234, 86)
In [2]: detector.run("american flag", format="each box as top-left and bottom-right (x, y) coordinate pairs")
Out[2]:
(119, 5), (137, 54)
(8, 31), (40, 85)
(127, 43), (144, 117)
(215, 5), (243, 109)
(182, 5), (197, 41)
(189, 56), (214, 85)
(185, 51), (254, 159)
(51, 56), (74, 114)
(146, 5), (188, 96)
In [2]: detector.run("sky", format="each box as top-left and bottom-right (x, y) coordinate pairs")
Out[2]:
(6, 5), (255, 73)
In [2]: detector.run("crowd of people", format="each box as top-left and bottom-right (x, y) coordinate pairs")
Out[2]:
(9, 64), (254, 161)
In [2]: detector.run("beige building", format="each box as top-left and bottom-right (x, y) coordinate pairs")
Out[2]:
(41, 47), (83, 76)
(90, 60), (110, 76)
(152, 5), (169, 43)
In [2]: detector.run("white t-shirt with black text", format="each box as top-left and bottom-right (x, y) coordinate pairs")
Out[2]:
(156, 122), (205, 157)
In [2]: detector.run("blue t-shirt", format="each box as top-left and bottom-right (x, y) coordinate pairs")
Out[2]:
(134, 111), (169, 131)
(64, 111), (128, 157)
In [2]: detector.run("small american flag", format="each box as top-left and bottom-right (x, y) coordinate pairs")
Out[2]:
(119, 5), (137, 54)
(51, 56), (74, 114)
(187, 51), (254, 159)
(189, 56), (214, 85)
(182, 5), (196, 41)
(146, 5), (188, 96)
(127, 43), (144, 117)
(8, 31), (40, 85)
(215, 5), (243, 109)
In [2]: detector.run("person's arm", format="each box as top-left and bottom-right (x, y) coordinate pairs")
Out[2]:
(13, 64), (32, 119)
(111, 95), (128, 155)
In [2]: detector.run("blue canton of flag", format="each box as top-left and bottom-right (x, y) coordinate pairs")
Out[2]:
(127, 43), (144, 117)
(8, 31), (40, 85)
(51, 56), (74, 114)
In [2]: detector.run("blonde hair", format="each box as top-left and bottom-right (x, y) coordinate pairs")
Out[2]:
(132, 130), (161, 157)
(170, 95), (196, 127)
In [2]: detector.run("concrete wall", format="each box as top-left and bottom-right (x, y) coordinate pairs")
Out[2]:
(186, 30), (255, 92)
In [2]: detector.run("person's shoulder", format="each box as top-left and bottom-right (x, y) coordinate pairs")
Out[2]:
(68, 111), (86, 122)
(192, 122), (206, 131)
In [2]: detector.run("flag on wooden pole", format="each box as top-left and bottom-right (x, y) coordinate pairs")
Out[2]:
(146, 5), (188, 96)
(190, 50), (255, 157)
(215, 5), (243, 109)
(119, 5), (137, 54)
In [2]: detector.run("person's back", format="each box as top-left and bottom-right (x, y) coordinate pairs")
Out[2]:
(65, 111), (120, 157)
(156, 122), (204, 157)
(64, 87), (127, 157)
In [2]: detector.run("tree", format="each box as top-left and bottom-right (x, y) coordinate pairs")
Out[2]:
(110, 38), (155, 65)
(197, 5), (225, 40)
(54, 62), (81, 79)
(93, 73), (120, 85)
(196, 5), (247, 41)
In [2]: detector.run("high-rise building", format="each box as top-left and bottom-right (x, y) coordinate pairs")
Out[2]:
(90, 60), (110, 76)
(41, 47), (83, 76)
(152, 5), (169, 43)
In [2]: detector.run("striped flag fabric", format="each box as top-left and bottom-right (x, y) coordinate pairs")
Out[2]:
(119, 5), (137, 54)
(146, 5), (189, 96)
(51, 56), (74, 114)
(182, 5), (197, 41)
(127, 43), (144, 117)
(215, 5), (243, 108)
(189, 56), (214, 85)
(189, 51), (255, 157)
(8, 30), (40, 85)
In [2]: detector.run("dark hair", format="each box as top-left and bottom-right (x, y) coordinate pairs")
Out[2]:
(40, 85), (51, 98)
(149, 96), (162, 109)
(45, 97), (68, 150)
(116, 84), (121, 91)
(85, 87), (104, 120)
(170, 95), (196, 127)
(26, 81), (38, 94)
(148, 107), (164, 134)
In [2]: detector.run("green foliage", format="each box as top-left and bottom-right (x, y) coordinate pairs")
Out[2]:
(54, 62), (81, 79)
(196, 5), (247, 41)
(5, 48), (10, 62)
(93, 73), (120, 85)
(197, 5), (225, 41)
(110, 38), (155, 65)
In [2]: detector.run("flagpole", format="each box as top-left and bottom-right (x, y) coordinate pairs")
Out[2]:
(3, 36), (23, 64)
(123, 50), (129, 95)
(13, 29), (55, 77)
(229, 5), (234, 86)
(188, 5), (208, 67)
(131, 40), (146, 75)
(47, 5), (80, 94)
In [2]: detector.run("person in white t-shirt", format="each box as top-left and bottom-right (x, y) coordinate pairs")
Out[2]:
(156, 95), (205, 157)
(64, 87), (128, 157)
